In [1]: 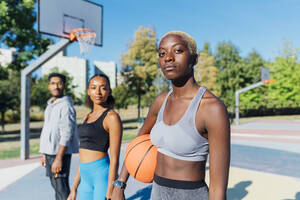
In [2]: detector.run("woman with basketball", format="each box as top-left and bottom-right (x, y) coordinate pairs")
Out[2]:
(67, 74), (122, 200)
(112, 31), (230, 200)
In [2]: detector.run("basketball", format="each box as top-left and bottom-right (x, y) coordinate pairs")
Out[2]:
(125, 134), (157, 183)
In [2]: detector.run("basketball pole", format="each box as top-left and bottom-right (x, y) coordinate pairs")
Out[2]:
(21, 38), (71, 160)
(234, 67), (272, 125)
(235, 81), (264, 125)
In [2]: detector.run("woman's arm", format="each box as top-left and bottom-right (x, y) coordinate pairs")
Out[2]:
(67, 165), (81, 200)
(105, 110), (123, 199)
(204, 97), (230, 200)
(111, 92), (167, 200)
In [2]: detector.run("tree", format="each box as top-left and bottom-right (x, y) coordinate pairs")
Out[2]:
(0, 65), (8, 79)
(141, 85), (158, 108)
(30, 75), (50, 109)
(239, 50), (266, 110)
(0, 0), (52, 129)
(266, 55), (300, 109)
(240, 42), (300, 113)
(0, 0), (52, 71)
(0, 71), (20, 133)
(243, 50), (264, 83)
(120, 26), (158, 119)
(112, 83), (132, 110)
(194, 42), (219, 95)
(202, 41), (212, 56)
(214, 42), (245, 110)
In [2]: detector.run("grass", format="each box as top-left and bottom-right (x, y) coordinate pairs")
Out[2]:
(0, 105), (147, 160)
(233, 114), (300, 124)
(0, 144), (40, 160)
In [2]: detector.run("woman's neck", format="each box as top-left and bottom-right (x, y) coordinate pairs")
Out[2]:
(92, 104), (108, 113)
(171, 77), (199, 98)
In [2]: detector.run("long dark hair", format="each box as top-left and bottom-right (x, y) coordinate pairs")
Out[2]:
(85, 74), (115, 109)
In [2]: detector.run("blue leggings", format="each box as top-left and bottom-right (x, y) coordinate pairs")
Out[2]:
(80, 156), (110, 200)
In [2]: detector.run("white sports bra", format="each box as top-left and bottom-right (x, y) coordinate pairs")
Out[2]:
(150, 86), (208, 161)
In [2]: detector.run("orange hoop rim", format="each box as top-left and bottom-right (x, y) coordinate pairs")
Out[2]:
(263, 80), (275, 84)
(69, 28), (96, 41)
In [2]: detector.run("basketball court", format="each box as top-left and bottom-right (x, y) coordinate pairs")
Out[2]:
(10, 0), (300, 199)
(1, 119), (300, 199)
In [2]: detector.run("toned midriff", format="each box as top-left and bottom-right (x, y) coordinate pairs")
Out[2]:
(79, 148), (108, 163)
(155, 152), (207, 181)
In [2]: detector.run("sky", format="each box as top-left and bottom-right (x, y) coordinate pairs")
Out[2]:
(44, 0), (300, 71)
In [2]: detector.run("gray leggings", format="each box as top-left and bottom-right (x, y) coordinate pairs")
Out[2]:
(150, 175), (208, 200)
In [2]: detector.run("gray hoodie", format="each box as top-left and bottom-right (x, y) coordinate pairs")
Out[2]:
(39, 95), (79, 155)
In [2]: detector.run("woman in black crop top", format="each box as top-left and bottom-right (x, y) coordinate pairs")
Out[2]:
(112, 32), (230, 200)
(68, 74), (122, 200)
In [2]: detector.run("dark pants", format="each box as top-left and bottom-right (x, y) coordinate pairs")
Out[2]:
(45, 154), (72, 200)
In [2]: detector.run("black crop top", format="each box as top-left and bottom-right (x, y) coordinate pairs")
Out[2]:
(78, 109), (110, 152)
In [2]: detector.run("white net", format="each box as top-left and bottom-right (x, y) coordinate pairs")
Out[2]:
(74, 29), (96, 56)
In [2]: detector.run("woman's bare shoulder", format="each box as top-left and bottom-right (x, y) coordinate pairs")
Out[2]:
(155, 91), (169, 104)
(201, 89), (227, 116)
(106, 109), (121, 122)
(82, 113), (89, 123)
(150, 91), (169, 113)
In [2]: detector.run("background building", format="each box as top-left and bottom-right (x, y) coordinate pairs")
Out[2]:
(41, 50), (118, 97)
(0, 48), (118, 97)
(0, 48), (15, 67)
(94, 61), (117, 88)
(41, 50), (88, 98)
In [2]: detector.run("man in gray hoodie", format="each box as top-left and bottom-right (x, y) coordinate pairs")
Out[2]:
(39, 73), (79, 200)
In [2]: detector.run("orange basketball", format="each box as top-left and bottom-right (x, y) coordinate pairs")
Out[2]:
(125, 134), (157, 183)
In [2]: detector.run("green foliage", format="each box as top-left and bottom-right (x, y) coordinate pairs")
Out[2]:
(201, 42), (212, 56)
(0, 65), (8, 79)
(0, 0), (52, 71)
(30, 75), (50, 109)
(266, 56), (300, 108)
(120, 26), (158, 118)
(141, 85), (158, 108)
(243, 50), (264, 83)
(195, 42), (219, 95)
(214, 42), (245, 109)
(78, 91), (88, 108)
(240, 42), (300, 112)
(239, 50), (266, 110)
(0, 71), (20, 132)
(235, 42), (300, 115)
(112, 83), (132, 110)
(0, 0), (52, 128)
(214, 42), (266, 111)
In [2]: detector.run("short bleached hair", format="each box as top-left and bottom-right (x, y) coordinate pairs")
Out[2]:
(160, 31), (197, 56)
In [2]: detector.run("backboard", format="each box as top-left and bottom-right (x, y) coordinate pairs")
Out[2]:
(38, 0), (103, 46)
(261, 67), (270, 81)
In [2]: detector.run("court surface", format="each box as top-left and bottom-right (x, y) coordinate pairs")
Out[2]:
(0, 120), (300, 200)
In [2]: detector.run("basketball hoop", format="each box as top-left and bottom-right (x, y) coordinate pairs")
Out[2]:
(70, 28), (96, 55)
(263, 80), (275, 84)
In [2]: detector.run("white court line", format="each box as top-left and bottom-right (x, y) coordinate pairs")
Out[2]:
(0, 162), (40, 191)
(232, 133), (300, 139)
